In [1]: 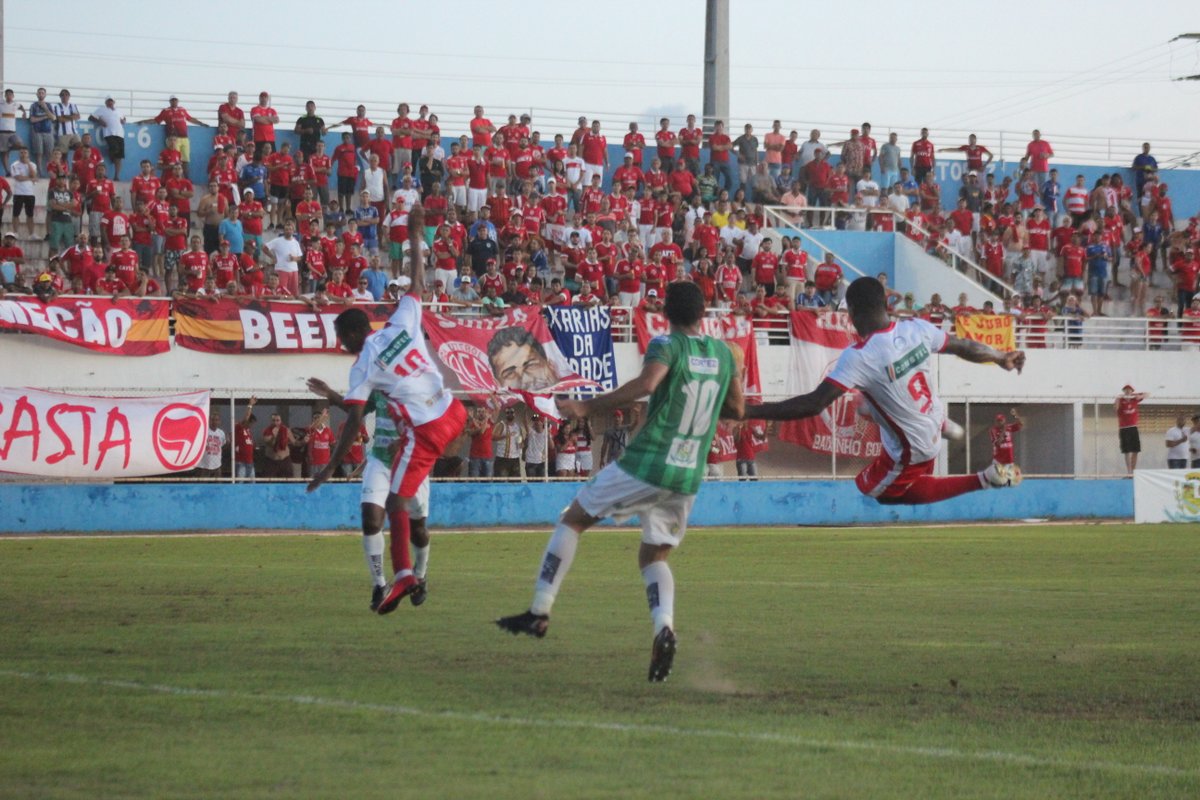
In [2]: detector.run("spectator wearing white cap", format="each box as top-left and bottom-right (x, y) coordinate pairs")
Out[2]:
(450, 273), (479, 306)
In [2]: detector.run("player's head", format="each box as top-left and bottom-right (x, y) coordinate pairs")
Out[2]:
(487, 327), (557, 391)
(663, 281), (705, 329)
(844, 276), (891, 336)
(333, 308), (372, 355)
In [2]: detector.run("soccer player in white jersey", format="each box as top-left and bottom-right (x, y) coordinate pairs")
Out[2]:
(307, 378), (434, 612)
(309, 204), (466, 614)
(748, 276), (1026, 504)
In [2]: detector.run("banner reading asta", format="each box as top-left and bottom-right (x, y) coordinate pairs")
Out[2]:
(422, 307), (598, 408)
(778, 311), (882, 459)
(0, 388), (210, 478)
(632, 309), (762, 399)
(0, 296), (169, 355)
(542, 305), (617, 391)
(954, 313), (1015, 352)
(174, 297), (394, 354)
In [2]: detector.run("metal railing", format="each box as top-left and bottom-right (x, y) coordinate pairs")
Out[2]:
(6, 80), (1198, 169)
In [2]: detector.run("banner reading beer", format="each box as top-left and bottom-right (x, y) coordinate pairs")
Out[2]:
(0, 388), (210, 478)
(0, 296), (169, 355)
(778, 311), (882, 459)
(632, 308), (762, 400)
(954, 313), (1015, 352)
(543, 305), (618, 391)
(174, 298), (394, 354)
(422, 307), (598, 408)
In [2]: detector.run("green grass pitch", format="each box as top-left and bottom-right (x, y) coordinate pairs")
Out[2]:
(2, 524), (1198, 799)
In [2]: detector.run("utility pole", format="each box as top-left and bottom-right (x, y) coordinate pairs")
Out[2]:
(702, 0), (728, 131)
(1, 0), (6, 88)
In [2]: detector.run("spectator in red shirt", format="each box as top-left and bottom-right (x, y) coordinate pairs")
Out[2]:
(1024, 129), (1055, 187)
(1114, 385), (1148, 474)
(234, 396), (258, 481)
(910, 127), (936, 182)
(813, 251), (843, 306)
(707, 120), (735, 193)
(250, 93), (279, 159)
(136, 96), (207, 169)
(466, 406), (497, 478)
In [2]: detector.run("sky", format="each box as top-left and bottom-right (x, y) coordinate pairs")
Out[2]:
(7, 0), (1200, 160)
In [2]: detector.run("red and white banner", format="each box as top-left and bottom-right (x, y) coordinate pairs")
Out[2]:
(422, 307), (597, 409)
(0, 296), (170, 355)
(174, 298), (394, 354)
(632, 309), (762, 400)
(0, 388), (210, 478)
(778, 311), (882, 459)
(708, 422), (738, 464)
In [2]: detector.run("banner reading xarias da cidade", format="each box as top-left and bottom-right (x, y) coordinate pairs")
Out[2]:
(542, 305), (617, 391)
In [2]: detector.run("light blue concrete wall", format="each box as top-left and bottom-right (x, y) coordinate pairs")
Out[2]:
(788, 229), (896, 283)
(0, 479), (1131, 533)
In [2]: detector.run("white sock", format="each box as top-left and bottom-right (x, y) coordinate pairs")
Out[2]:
(641, 561), (675, 635)
(413, 544), (430, 579)
(361, 532), (386, 588)
(530, 522), (580, 616)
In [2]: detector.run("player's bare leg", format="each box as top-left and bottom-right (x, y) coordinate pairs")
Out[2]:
(361, 501), (388, 611)
(640, 542), (677, 683)
(496, 500), (599, 637)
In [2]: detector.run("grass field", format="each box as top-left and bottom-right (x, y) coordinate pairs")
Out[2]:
(2, 523), (1198, 799)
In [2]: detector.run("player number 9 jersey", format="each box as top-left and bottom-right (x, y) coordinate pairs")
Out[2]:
(618, 332), (734, 495)
(825, 319), (948, 464)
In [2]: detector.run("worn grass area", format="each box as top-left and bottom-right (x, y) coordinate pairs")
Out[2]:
(1, 524), (1198, 799)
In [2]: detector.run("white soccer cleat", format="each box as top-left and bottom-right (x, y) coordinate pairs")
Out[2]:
(941, 417), (965, 441)
(983, 461), (1022, 488)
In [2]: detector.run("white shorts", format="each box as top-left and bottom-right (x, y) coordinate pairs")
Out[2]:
(360, 456), (430, 518)
(450, 185), (466, 207)
(434, 268), (458, 292)
(467, 188), (488, 213)
(582, 163), (604, 187)
(575, 463), (695, 547)
(618, 290), (641, 306)
(576, 450), (593, 474)
(556, 452), (576, 473)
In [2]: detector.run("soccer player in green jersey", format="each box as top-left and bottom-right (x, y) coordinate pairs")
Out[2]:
(497, 282), (745, 682)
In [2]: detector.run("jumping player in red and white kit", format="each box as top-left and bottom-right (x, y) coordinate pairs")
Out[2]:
(990, 409), (1023, 466)
(308, 204), (466, 614)
(747, 277), (1026, 504)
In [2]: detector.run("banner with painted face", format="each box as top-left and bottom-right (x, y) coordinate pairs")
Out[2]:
(778, 311), (883, 459)
(422, 307), (597, 408)
(0, 388), (210, 478)
(0, 296), (170, 355)
(542, 305), (618, 391)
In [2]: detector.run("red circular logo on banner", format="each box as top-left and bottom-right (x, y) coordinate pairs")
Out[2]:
(152, 404), (208, 470)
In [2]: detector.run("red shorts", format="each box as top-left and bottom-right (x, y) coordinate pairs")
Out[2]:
(389, 398), (466, 498)
(855, 451), (934, 499)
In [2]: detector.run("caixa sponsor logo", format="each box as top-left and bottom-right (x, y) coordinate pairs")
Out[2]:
(152, 404), (208, 470)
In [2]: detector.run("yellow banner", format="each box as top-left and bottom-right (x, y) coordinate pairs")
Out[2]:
(954, 314), (1014, 351)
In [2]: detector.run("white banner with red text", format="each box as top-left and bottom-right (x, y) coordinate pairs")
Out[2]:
(778, 311), (883, 458)
(0, 388), (210, 478)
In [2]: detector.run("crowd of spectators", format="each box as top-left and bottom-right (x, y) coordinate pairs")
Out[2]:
(0, 87), (1197, 331)
(198, 394), (637, 482)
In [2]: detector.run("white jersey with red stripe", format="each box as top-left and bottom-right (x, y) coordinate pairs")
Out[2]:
(344, 293), (453, 427)
(826, 319), (948, 464)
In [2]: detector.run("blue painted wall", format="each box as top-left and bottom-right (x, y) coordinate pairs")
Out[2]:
(789, 229), (896, 283)
(20, 118), (1198, 216)
(0, 479), (1131, 533)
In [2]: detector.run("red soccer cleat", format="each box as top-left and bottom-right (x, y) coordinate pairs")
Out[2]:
(376, 574), (420, 615)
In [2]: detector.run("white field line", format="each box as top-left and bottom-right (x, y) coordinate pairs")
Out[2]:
(1, 670), (1194, 780)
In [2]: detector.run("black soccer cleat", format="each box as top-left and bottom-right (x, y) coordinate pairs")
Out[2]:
(495, 610), (549, 638)
(648, 627), (677, 683)
(409, 577), (428, 607)
(370, 584), (386, 612)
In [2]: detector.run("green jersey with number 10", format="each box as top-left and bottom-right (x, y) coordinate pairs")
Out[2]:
(618, 332), (734, 495)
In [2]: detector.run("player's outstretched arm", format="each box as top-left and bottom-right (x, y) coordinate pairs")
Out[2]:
(943, 335), (1026, 373)
(558, 362), (670, 420)
(745, 380), (844, 422)
(306, 377), (345, 408)
(720, 369), (745, 420)
(306, 403), (366, 492)
(407, 203), (425, 296)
